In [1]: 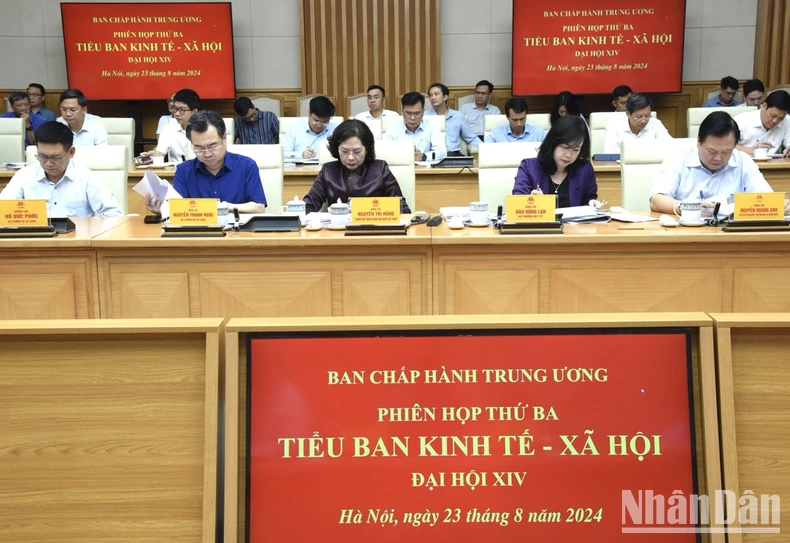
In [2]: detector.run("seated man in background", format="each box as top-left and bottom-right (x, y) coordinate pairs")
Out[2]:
(384, 91), (447, 162)
(147, 111), (266, 214)
(487, 97), (546, 143)
(138, 88), (199, 165)
(425, 82), (481, 155)
(281, 95), (338, 159)
(57, 89), (108, 146)
(603, 93), (671, 153)
(650, 112), (787, 215)
(0, 122), (121, 217)
(156, 94), (177, 135)
(702, 76), (741, 107)
(354, 85), (398, 121)
(735, 90), (790, 157)
(233, 96), (279, 144)
(27, 83), (56, 122)
(458, 79), (501, 139)
(740, 79), (765, 107)
(0, 92), (45, 147)
(611, 84), (632, 112)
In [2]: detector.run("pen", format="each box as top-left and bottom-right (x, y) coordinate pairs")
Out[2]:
(699, 190), (705, 199)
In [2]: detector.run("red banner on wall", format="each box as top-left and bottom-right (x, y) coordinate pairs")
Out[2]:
(61, 3), (235, 100)
(248, 330), (696, 542)
(512, 0), (685, 95)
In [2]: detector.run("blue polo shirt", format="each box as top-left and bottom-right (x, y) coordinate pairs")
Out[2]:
(0, 111), (45, 146)
(173, 151), (267, 205)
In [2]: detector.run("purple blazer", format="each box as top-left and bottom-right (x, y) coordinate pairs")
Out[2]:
(512, 158), (598, 207)
(304, 159), (411, 213)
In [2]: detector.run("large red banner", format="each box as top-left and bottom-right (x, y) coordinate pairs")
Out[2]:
(512, 0), (685, 95)
(61, 3), (235, 100)
(248, 330), (696, 542)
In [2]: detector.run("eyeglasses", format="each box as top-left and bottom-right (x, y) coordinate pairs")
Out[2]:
(60, 107), (81, 114)
(631, 114), (651, 121)
(339, 148), (365, 158)
(27, 92), (42, 97)
(309, 115), (330, 127)
(36, 154), (65, 164)
(193, 141), (223, 155)
(174, 107), (192, 115)
(403, 111), (423, 118)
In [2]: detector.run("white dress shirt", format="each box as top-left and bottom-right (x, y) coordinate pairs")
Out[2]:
(281, 119), (339, 159)
(0, 159), (122, 217)
(603, 114), (672, 153)
(651, 146), (771, 202)
(57, 113), (108, 146)
(458, 102), (501, 135)
(735, 109), (790, 153)
(383, 119), (447, 161)
(156, 118), (191, 163)
(354, 109), (399, 121)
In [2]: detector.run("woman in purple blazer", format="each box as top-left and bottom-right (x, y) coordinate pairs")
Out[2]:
(304, 119), (411, 213)
(512, 115), (598, 208)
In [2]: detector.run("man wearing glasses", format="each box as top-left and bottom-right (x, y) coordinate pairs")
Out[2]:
(384, 92), (447, 162)
(0, 122), (121, 217)
(232, 96), (279, 144)
(26, 83), (56, 122)
(603, 93), (671, 154)
(0, 92), (45, 147)
(145, 111), (266, 215)
(281, 95), (338, 159)
(138, 88), (199, 165)
(57, 89), (108, 146)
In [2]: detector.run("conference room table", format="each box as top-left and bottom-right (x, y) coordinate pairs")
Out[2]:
(2, 214), (789, 320)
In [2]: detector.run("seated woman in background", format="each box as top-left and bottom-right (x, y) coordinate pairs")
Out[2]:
(550, 90), (585, 126)
(512, 115), (598, 208)
(304, 119), (411, 213)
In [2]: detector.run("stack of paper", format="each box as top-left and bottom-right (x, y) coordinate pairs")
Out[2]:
(131, 170), (181, 217)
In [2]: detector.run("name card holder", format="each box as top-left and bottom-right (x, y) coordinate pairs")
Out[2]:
(161, 225), (227, 238)
(0, 199), (60, 238)
(344, 223), (408, 236)
(237, 215), (301, 232)
(499, 217), (564, 235)
(723, 192), (790, 232)
(722, 219), (790, 233)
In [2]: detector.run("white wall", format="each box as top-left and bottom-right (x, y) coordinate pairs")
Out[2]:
(0, 0), (758, 90)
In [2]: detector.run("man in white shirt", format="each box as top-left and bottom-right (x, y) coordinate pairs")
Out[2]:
(735, 90), (790, 157)
(281, 95), (339, 159)
(1, 121), (121, 217)
(384, 92), (447, 162)
(458, 79), (501, 139)
(138, 88), (199, 165)
(354, 85), (398, 121)
(739, 79), (765, 107)
(56, 89), (108, 146)
(650, 112), (787, 216)
(611, 85), (632, 112)
(603, 93), (671, 154)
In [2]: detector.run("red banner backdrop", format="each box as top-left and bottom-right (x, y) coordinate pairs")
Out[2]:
(247, 330), (696, 542)
(61, 3), (235, 100)
(512, 0), (685, 95)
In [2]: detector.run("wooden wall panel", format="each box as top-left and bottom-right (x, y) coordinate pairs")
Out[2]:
(299, 0), (440, 117)
(755, 0), (790, 88)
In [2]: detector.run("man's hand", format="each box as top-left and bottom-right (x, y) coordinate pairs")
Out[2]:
(302, 147), (316, 159)
(413, 148), (424, 161)
(136, 151), (153, 165)
(20, 112), (30, 125)
(144, 193), (162, 213)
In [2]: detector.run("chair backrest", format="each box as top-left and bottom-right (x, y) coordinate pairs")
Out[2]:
(588, 111), (657, 155)
(381, 115), (446, 136)
(0, 117), (25, 163)
(706, 88), (744, 103)
(477, 142), (540, 209)
(223, 118), (234, 146)
(767, 86), (790, 97)
(278, 116), (344, 136)
(527, 113), (551, 131)
(374, 139), (416, 211)
(98, 117), (135, 167)
(455, 92), (475, 110)
(227, 144), (284, 212)
(483, 115), (508, 140)
(298, 95), (336, 117)
(250, 94), (283, 117)
(620, 139), (695, 212)
(318, 144), (336, 165)
(347, 93), (369, 118)
(686, 106), (757, 138)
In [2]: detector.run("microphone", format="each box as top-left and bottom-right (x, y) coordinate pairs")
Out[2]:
(232, 208), (240, 230)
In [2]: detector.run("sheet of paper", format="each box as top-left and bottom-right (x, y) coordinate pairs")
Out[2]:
(557, 205), (601, 218)
(609, 212), (659, 223)
(132, 171), (181, 217)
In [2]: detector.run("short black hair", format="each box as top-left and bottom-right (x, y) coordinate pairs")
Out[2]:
(721, 76), (739, 91)
(327, 120), (376, 163)
(428, 82), (449, 97)
(625, 93), (652, 113)
(186, 110), (226, 140)
(309, 96), (335, 118)
(504, 97), (528, 117)
(698, 111), (740, 143)
(550, 90), (581, 125)
(612, 85), (632, 100)
(59, 88), (87, 107)
(765, 90), (790, 111)
(35, 121), (73, 149)
(401, 92), (425, 108)
(367, 85), (385, 97)
(233, 96), (254, 117)
(475, 80), (494, 93)
(537, 115), (590, 175)
(743, 79), (765, 97)
(173, 88), (200, 111)
(8, 92), (27, 106)
(27, 83), (45, 95)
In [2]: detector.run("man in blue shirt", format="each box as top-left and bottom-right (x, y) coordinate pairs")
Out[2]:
(702, 76), (741, 107)
(425, 82), (481, 155)
(487, 97), (546, 143)
(0, 92), (45, 147)
(147, 110), (266, 215)
(27, 84), (57, 122)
